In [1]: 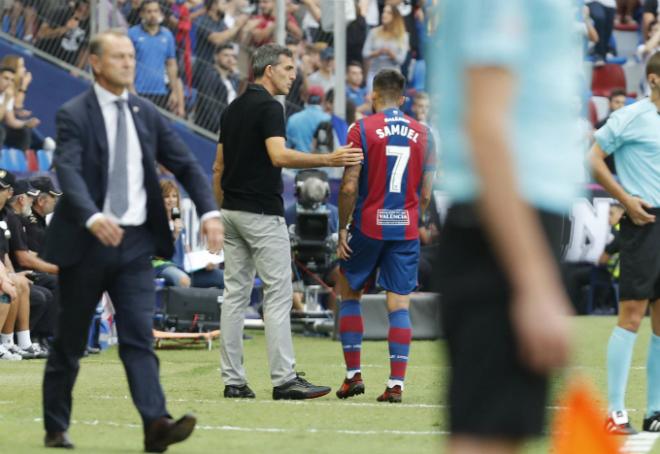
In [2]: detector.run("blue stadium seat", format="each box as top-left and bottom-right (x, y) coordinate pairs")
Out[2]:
(36, 149), (52, 171)
(2, 148), (28, 172)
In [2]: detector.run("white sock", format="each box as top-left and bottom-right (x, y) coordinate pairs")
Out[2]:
(0, 333), (13, 345)
(346, 370), (361, 379)
(387, 379), (404, 390)
(16, 330), (31, 349)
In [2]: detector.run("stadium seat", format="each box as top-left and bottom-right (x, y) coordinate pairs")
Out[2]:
(2, 148), (28, 172)
(613, 27), (640, 60)
(591, 64), (627, 96)
(25, 149), (38, 172)
(36, 149), (52, 171)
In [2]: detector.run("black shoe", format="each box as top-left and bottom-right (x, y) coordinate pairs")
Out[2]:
(643, 411), (660, 432)
(44, 431), (74, 449)
(144, 414), (196, 453)
(223, 384), (256, 399)
(272, 373), (331, 400)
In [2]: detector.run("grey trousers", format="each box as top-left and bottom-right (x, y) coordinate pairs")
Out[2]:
(220, 209), (297, 387)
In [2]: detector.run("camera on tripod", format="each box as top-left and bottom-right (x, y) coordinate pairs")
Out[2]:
(289, 170), (337, 275)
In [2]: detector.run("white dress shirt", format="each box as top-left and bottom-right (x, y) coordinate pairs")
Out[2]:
(86, 84), (221, 229)
(87, 83), (147, 227)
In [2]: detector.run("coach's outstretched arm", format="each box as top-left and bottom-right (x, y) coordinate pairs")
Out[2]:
(265, 137), (363, 169)
(466, 66), (571, 375)
(589, 143), (656, 225)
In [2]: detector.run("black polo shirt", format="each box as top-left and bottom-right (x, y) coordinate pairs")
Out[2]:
(219, 84), (287, 217)
(25, 211), (47, 255)
(5, 208), (29, 271)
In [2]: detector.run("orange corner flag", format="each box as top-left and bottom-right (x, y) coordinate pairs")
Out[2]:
(552, 379), (621, 454)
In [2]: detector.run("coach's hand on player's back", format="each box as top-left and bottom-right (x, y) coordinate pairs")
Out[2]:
(511, 281), (572, 375)
(89, 216), (125, 247)
(623, 195), (656, 225)
(326, 142), (363, 167)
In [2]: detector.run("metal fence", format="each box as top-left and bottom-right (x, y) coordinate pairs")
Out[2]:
(0, 0), (429, 141)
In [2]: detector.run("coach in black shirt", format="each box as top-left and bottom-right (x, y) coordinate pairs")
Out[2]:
(213, 43), (362, 400)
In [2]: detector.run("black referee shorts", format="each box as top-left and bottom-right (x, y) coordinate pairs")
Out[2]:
(619, 208), (660, 301)
(436, 204), (565, 438)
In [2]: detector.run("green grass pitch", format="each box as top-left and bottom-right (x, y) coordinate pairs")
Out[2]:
(0, 317), (657, 453)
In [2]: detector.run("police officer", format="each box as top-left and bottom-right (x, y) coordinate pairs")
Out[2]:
(26, 176), (61, 255)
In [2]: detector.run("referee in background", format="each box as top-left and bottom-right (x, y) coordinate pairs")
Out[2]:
(213, 44), (363, 400)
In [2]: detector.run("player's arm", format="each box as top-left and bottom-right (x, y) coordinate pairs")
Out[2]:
(265, 137), (363, 168)
(336, 164), (361, 260)
(588, 142), (656, 225)
(212, 143), (224, 208)
(420, 171), (434, 214)
(466, 66), (571, 374)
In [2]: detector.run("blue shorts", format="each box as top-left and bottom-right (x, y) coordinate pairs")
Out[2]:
(340, 229), (420, 294)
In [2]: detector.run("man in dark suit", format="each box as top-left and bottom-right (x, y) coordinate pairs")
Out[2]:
(41, 29), (223, 452)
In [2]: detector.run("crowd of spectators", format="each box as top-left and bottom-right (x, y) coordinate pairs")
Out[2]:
(0, 0), (432, 138)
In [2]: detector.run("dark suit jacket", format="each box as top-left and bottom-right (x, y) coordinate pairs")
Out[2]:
(43, 88), (216, 267)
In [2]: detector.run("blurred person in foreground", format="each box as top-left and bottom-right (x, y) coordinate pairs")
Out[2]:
(435, 1), (582, 453)
(40, 29), (222, 451)
(590, 52), (660, 434)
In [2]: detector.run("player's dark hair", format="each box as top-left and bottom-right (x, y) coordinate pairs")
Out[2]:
(646, 51), (660, 77)
(609, 88), (626, 100)
(373, 69), (405, 101)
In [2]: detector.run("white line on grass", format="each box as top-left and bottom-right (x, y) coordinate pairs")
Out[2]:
(620, 432), (660, 454)
(31, 417), (446, 436)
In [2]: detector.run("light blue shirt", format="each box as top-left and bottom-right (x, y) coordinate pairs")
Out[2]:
(432, 0), (583, 214)
(595, 98), (660, 207)
(128, 25), (176, 95)
(286, 105), (331, 153)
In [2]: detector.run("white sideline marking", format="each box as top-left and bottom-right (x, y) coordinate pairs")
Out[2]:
(620, 432), (660, 454)
(94, 394), (443, 409)
(31, 418), (445, 436)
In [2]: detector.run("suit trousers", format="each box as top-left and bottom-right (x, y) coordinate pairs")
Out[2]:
(220, 209), (296, 387)
(43, 225), (168, 432)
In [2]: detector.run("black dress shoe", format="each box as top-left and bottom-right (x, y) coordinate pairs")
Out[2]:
(44, 431), (74, 449)
(272, 373), (331, 400)
(144, 413), (196, 453)
(223, 384), (256, 399)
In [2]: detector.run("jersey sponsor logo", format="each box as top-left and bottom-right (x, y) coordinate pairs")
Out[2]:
(377, 209), (410, 226)
(375, 124), (420, 143)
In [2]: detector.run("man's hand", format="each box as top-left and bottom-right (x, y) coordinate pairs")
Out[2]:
(66, 17), (79, 30)
(22, 71), (32, 89)
(336, 229), (352, 260)
(327, 143), (363, 167)
(25, 118), (40, 128)
(201, 217), (223, 251)
(624, 195), (656, 225)
(16, 270), (34, 283)
(510, 281), (572, 375)
(0, 278), (17, 300)
(89, 216), (124, 247)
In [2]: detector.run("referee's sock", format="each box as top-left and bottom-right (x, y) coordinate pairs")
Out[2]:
(646, 333), (660, 417)
(339, 299), (363, 378)
(387, 309), (412, 390)
(607, 326), (637, 413)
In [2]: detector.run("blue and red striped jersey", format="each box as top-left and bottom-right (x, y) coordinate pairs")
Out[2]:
(347, 108), (436, 241)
